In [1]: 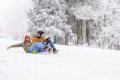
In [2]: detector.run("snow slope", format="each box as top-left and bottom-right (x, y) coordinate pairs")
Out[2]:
(0, 38), (120, 80)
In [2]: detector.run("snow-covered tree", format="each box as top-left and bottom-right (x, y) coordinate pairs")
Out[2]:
(28, 0), (72, 44)
(69, 0), (120, 49)
(96, 0), (120, 50)
(28, 0), (120, 50)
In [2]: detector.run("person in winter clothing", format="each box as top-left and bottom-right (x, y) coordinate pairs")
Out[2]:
(31, 31), (57, 53)
(7, 35), (32, 53)
(43, 36), (57, 53)
(32, 31), (44, 43)
(7, 35), (50, 54)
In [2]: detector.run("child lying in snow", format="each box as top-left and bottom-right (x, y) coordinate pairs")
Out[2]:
(7, 35), (51, 54)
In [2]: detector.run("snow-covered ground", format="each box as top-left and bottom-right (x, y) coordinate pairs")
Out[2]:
(0, 38), (120, 80)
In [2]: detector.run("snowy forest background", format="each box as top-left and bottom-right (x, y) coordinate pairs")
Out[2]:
(1, 0), (120, 50)
(27, 0), (120, 50)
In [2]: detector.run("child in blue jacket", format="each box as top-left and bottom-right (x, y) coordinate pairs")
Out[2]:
(28, 42), (50, 54)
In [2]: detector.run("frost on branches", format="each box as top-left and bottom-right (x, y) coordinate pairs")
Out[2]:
(28, 0), (72, 44)
(70, 0), (120, 50)
(28, 0), (120, 50)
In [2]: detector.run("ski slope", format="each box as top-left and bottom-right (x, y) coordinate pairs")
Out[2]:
(0, 38), (120, 80)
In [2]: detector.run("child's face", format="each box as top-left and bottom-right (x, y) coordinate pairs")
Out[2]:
(25, 38), (30, 41)
(36, 33), (41, 38)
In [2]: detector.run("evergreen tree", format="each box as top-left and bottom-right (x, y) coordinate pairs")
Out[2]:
(28, 0), (72, 44)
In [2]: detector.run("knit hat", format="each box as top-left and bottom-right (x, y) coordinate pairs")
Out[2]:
(24, 35), (30, 41)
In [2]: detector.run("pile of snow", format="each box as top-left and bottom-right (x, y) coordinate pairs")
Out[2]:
(0, 38), (120, 80)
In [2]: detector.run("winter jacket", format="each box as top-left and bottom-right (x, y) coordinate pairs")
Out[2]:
(32, 36), (42, 43)
(29, 42), (50, 53)
(31, 36), (48, 43)
(32, 36), (56, 52)
(8, 41), (32, 53)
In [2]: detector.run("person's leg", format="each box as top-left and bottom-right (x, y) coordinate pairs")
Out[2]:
(47, 38), (57, 52)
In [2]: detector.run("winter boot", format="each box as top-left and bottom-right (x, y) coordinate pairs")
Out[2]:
(53, 48), (58, 54)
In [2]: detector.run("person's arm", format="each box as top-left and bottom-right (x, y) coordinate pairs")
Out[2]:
(7, 43), (23, 49)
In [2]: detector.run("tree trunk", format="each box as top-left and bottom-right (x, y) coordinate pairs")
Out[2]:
(65, 33), (69, 45)
(82, 20), (87, 44)
(77, 19), (83, 44)
(86, 20), (90, 45)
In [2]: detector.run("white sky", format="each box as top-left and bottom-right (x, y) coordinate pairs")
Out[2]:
(0, 0), (32, 39)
